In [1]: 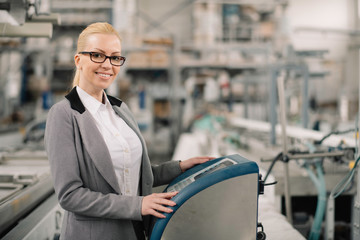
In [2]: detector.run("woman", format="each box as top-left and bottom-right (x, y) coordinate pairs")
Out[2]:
(44, 22), (212, 240)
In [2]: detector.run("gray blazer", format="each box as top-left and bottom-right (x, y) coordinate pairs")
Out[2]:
(45, 88), (181, 240)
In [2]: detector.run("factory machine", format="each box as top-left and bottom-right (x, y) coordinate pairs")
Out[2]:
(0, 148), (56, 238)
(0, 0), (60, 38)
(0, 118), (64, 240)
(150, 154), (266, 240)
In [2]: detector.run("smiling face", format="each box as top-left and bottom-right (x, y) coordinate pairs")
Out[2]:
(75, 33), (122, 99)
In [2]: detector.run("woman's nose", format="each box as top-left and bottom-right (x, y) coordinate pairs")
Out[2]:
(101, 57), (112, 68)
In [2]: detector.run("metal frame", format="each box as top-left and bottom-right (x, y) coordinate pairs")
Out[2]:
(269, 62), (309, 145)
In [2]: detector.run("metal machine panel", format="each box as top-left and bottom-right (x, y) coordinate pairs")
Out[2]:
(163, 174), (258, 240)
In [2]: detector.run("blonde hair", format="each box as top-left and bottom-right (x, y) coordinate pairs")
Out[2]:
(72, 22), (122, 88)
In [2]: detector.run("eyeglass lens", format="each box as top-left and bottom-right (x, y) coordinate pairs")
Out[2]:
(90, 52), (125, 66)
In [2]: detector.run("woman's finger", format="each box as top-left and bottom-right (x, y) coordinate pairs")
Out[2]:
(150, 196), (176, 208)
(142, 192), (178, 217)
(152, 203), (174, 214)
(180, 156), (215, 172)
(149, 209), (166, 219)
(156, 191), (178, 200)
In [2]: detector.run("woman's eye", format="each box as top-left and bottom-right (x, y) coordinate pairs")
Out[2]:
(112, 56), (121, 61)
(93, 53), (103, 58)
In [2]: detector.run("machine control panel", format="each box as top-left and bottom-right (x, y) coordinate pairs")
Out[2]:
(166, 158), (236, 192)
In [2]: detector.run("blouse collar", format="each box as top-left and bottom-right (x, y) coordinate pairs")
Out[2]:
(65, 86), (122, 114)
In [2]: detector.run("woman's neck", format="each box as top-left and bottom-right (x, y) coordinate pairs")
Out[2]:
(78, 85), (105, 103)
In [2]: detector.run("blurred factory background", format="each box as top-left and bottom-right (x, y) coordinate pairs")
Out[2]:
(1, 0), (360, 240)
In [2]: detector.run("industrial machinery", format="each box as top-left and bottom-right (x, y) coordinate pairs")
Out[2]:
(0, 148), (55, 238)
(150, 154), (265, 240)
(0, 0), (60, 38)
(0, 117), (60, 239)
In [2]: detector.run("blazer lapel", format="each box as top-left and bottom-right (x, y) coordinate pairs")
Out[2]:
(75, 111), (121, 194)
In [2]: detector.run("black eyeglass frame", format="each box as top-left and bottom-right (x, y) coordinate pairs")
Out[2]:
(78, 51), (126, 66)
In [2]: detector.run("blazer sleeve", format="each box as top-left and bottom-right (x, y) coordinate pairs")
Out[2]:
(45, 102), (143, 220)
(152, 160), (182, 187)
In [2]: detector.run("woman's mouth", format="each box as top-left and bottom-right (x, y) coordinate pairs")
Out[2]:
(96, 72), (112, 79)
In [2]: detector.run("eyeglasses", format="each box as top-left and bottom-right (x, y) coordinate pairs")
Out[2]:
(79, 51), (126, 66)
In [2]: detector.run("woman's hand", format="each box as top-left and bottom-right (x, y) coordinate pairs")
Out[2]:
(179, 156), (215, 172)
(141, 192), (178, 218)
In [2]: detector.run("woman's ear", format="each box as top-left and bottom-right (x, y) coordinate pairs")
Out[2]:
(74, 54), (81, 69)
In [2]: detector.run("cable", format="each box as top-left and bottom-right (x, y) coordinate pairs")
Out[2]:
(330, 113), (360, 198)
(330, 155), (360, 198)
(263, 152), (283, 183)
(315, 128), (355, 145)
(264, 181), (277, 186)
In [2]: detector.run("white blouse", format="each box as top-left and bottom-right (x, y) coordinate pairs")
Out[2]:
(77, 86), (143, 196)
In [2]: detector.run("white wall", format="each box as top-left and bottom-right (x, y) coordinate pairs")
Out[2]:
(286, 0), (356, 104)
(288, 0), (350, 29)
(287, 0), (351, 59)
